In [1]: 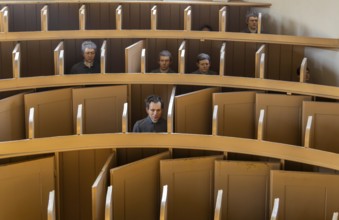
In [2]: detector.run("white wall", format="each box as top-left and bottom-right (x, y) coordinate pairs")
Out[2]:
(248, 0), (339, 86)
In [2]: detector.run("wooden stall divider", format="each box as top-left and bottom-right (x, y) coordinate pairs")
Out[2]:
(167, 86), (176, 134)
(257, 109), (265, 141)
(54, 41), (64, 75)
(160, 185), (168, 220)
(76, 104), (83, 135)
(219, 42), (226, 76)
(141, 48), (146, 74)
(116, 5), (122, 30)
(105, 186), (113, 220)
(259, 53), (265, 79)
(122, 102), (128, 133)
(101, 40), (107, 74)
(79, 5), (86, 30)
(92, 153), (116, 220)
(28, 107), (35, 139)
(214, 189), (223, 220)
(178, 41), (186, 74)
(41, 5), (48, 32)
(125, 40), (144, 73)
(255, 44), (266, 78)
(0, 6), (8, 32)
(12, 43), (21, 79)
(151, 5), (157, 30)
(304, 115), (313, 148)
(270, 198), (279, 220)
(219, 7), (227, 32)
(212, 105), (218, 136)
(47, 190), (56, 220)
(258, 13), (262, 34)
(184, 6), (192, 31)
(300, 57), (308, 83)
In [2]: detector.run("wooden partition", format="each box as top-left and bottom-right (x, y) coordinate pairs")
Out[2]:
(0, 156), (54, 220)
(0, 93), (26, 141)
(302, 101), (339, 153)
(24, 88), (73, 138)
(110, 151), (171, 220)
(256, 94), (311, 145)
(125, 40), (144, 73)
(270, 170), (339, 220)
(160, 155), (223, 220)
(175, 87), (221, 157)
(175, 87), (220, 134)
(213, 91), (256, 139)
(266, 44), (304, 81)
(92, 153), (116, 220)
(72, 85), (128, 134)
(215, 161), (280, 220)
(59, 149), (113, 220)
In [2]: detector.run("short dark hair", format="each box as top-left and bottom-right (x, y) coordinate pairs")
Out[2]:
(196, 53), (211, 63)
(145, 95), (164, 109)
(245, 11), (259, 23)
(159, 50), (172, 61)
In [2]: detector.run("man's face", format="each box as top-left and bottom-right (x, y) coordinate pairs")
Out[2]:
(247, 16), (258, 31)
(158, 56), (171, 71)
(83, 48), (96, 63)
(146, 102), (162, 123)
(197, 59), (210, 73)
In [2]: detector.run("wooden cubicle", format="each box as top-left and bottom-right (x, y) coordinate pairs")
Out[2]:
(0, 1), (339, 220)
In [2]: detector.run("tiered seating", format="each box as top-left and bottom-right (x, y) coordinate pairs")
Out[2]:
(0, 1), (338, 220)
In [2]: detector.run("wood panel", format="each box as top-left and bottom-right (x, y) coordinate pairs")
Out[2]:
(270, 170), (339, 220)
(213, 91), (256, 139)
(92, 152), (116, 220)
(302, 101), (339, 153)
(0, 93), (26, 141)
(256, 94), (311, 145)
(0, 156), (54, 220)
(215, 161), (280, 220)
(60, 149), (113, 220)
(175, 87), (220, 134)
(0, 42), (15, 79)
(72, 85), (128, 134)
(24, 88), (73, 138)
(125, 40), (144, 73)
(49, 3), (80, 31)
(111, 151), (171, 220)
(21, 41), (49, 77)
(160, 155), (223, 220)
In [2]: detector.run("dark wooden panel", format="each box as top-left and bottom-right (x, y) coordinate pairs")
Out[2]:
(233, 42), (246, 76)
(267, 44), (281, 80)
(11, 4), (26, 31)
(280, 45), (293, 81)
(0, 42), (14, 79)
(244, 43), (257, 77)
(87, 3), (101, 30)
(140, 4), (152, 30)
(128, 4), (141, 29)
(225, 41), (234, 76)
